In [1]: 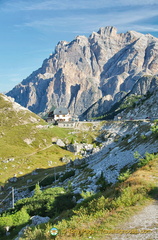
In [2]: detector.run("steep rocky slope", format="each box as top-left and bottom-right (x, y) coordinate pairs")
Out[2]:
(0, 90), (157, 239)
(114, 76), (158, 120)
(82, 75), (157, 120)
(6, 26), (158, 117)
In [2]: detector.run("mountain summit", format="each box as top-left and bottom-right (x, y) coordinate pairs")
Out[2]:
(6, 26), (158, 117)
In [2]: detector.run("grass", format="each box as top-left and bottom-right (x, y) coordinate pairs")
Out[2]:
(4, 154), (156, 240)
(0, 122), (101, 184)
(0, 125), (77, 183)
(52, 155), (158, 240)
(0, 93), (158, 239)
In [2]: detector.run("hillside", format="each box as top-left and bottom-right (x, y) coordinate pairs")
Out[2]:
(90, 75), (158, 120)
(0, 126), (157, 239)
(0, 94), (79, 184)
(116, 75), (158, 120)
(0, 91), (158, 239)
(6, 26), (158, 118)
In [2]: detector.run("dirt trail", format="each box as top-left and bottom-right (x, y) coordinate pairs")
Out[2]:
(105, 200), (158, 240)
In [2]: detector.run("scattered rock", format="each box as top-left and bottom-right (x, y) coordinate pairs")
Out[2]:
(9, 177), (17, 183)
(56, 139), (65, 147)
(145, 131), (152, 137)
(31, 171), (38, 176)
(27, 179), (32, 184)
(30, 215), (50, 226)
(14, 225), (29, 240)
(61, 156), (72, 164)
(23, 138), (35, 145)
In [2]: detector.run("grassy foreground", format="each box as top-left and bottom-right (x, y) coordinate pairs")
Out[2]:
(50, 155), (158, 240)
(1, 153), (157, 240)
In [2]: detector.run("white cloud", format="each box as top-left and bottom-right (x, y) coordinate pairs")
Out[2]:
(116, 0), (158, 6)
(14, 6), (158, 36)
(3, 0), (158, 12)
(125, 25), (158, 33)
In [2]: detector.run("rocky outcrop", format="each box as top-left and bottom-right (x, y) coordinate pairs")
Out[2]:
(6, 27), (158, 118)
(130, 75), (158, 95)
(118, 88), (158, 120)
(30, 215), (50, 226)
(84, 75), (158, 119)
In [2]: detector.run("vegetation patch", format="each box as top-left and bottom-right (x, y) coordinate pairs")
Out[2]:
(0, 153), (157, 240)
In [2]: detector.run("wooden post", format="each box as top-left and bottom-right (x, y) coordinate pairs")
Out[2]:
(12, 187), (14, 209)
(54, 168), (56, 182)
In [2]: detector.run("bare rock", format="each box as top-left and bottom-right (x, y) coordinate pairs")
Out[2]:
(56, 139), (65, 147)
(6, 26), (158, 118)
(30, 215), (50, 226)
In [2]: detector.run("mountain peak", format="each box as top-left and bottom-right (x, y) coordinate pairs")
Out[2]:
(98, 26), (117, 37)
(6, 26), (158, 118)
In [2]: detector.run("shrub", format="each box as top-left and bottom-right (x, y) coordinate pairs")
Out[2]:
(22, 226), (45, 240)
(19, 223), (54, 240)
(96, 172), (110, 191)
(34, 183), (42, 196)
(113, 187), (145, 208)
(12, 208), (30, 226)
(0, 208), (29, 236)
(74, 195), (111, 217)
(60, 170), (75, 182)
(0, 216), (13, 234)
(40, 174), (59, 187)
(70, 138), (75, 144)
(81, 191), (94, 199)
(50, 193), (77, 216)
(134, 151), (156, 168)
(14, 187), (72, 218)
(66, 181), (73, 193)
(138, 152), (155, 167)
(133, 151), (142, 160)
(141, 134), (147, 140)
(151, 122), (158, 134)
(118, 169), (131, 182)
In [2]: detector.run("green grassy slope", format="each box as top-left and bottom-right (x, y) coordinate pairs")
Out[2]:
(0, 94), (101, 185)
(0, 94), (77, 184)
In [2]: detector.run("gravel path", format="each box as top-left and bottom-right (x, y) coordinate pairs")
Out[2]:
(104, 200), (158, 240)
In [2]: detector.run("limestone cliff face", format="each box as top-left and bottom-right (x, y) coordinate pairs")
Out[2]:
(6, 26), (158, 117)
(117, 76), (158, 120)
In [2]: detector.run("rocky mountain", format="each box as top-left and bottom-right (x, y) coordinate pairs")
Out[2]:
(6, 26), (158, 117)
(116, 76), (158, 120)
(1, 88), (158, 239)
(84, 75), (158, 119)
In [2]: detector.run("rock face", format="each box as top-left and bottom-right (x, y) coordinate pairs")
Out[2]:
(6, 26), (158, 117)
(84, 75), (158, 119)
(117, 77), (158, 120)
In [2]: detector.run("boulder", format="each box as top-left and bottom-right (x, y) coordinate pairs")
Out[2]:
(61, 156), (72, 164)
(30, 215), (50, 226)
(67, 143), (83, 153)
(9, 177), (17, 183)
(56, 139), (65, 147)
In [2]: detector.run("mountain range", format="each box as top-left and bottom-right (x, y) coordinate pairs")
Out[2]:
(6, 26), (158, 118)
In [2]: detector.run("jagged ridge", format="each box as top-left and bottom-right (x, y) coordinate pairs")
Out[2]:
(6, 26), (158, 117)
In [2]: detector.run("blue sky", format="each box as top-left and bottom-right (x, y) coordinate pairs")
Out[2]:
(0, 0), (158, 93)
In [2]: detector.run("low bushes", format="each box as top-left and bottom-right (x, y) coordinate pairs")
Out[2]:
(0, 208), (29, 235)
(59, 170), (75, 182)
